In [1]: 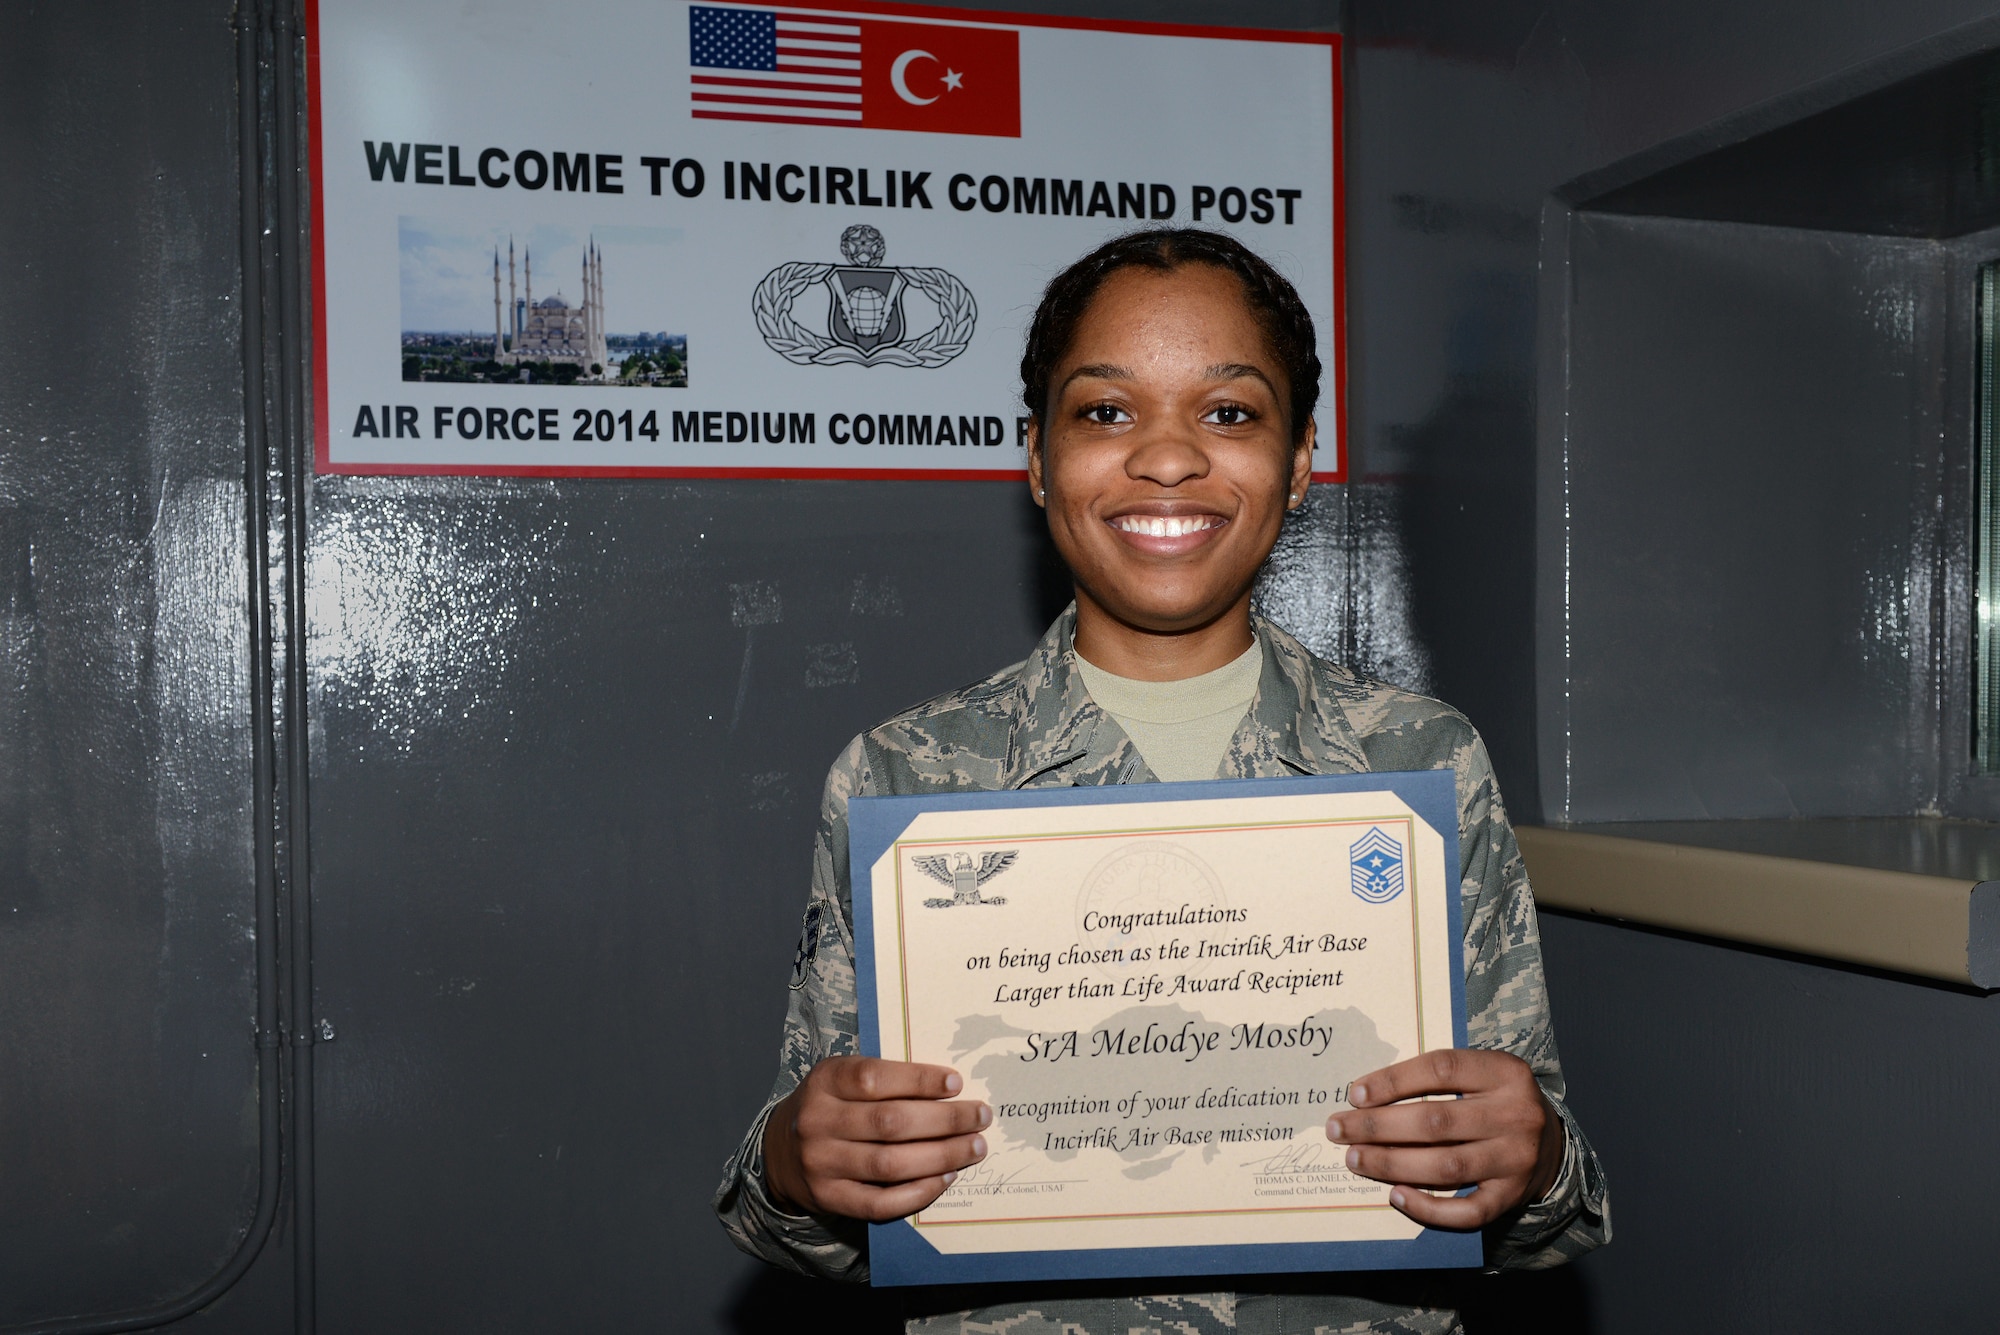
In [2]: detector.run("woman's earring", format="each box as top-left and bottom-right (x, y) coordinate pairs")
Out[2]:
(1288, 492), (1298, 505)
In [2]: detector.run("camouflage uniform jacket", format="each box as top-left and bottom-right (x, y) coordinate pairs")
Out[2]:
(715, 608), (1611, 1335)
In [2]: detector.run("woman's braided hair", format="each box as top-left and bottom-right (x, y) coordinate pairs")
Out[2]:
(1021, 228), (1321, 443)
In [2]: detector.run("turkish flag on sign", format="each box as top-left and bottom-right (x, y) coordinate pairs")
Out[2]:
(859, 20), (1019, 137)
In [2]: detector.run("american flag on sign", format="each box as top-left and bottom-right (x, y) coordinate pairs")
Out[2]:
(689, 5), (1019, 138)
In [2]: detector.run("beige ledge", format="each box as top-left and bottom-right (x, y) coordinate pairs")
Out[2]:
(1516, 825), (2000, 989)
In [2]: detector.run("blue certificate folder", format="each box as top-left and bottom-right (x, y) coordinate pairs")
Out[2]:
(848, 771), (1480, 1287)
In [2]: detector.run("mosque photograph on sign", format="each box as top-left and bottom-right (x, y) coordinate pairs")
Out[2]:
(398, 218), (688, 387)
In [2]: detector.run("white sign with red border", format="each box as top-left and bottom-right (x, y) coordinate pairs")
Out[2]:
(309, 0), (1343, 480)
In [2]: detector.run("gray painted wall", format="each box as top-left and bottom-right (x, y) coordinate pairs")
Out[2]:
(5, 1), (1999, 1333)
(1560, 215), (1947, 821)
(0, 3), (266, 1326)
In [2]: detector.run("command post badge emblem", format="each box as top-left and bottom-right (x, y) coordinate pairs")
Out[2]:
(754, 225), (977, 368)
(1349, 827), (1406, 904)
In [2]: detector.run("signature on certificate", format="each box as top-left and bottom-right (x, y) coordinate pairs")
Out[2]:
(938, 1152), (1085, 1200)
(1240, 1142), (1339, 1176)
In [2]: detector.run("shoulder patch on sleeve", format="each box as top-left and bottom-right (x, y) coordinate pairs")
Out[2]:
(789, 901), (826, 990)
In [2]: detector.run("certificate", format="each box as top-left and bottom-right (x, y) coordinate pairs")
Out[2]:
(848, 772), (1479, 1287)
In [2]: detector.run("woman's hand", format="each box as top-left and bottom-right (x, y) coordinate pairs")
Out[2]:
(763, 1056), (991, 1221)
(1325, 1049), (1564, 1230)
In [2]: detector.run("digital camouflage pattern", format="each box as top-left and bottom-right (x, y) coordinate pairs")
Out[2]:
(714, 609), (1611, 1334)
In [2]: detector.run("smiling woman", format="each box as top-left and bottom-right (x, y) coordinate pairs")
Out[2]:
(714, 229), (1610, 1335)
(1021, 232), (1320, 676)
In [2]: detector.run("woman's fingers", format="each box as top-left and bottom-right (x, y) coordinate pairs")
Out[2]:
(819, 1055), (964, 1103)
(1384, 1184), (1500, 1231)
(1317, 1048), (1556, 1230)
(818, 1174), (960, 1223)
(805, 1129), (989, 1189)
(1338, 1141), (1534, 1191)
(1327, 1093), (1543, 1148)
(844, 1092), (991, 1144)
(799, 1093), (991, 1146)
(1348, 1048), (1523, 1107)
(769, 1057), (998, 1218)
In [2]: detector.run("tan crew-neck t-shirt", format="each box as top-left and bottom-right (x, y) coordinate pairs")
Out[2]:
(1071, 639), (1262, 782)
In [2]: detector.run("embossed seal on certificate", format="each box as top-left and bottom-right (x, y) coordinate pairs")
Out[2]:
(1075, 840), (1228, 952)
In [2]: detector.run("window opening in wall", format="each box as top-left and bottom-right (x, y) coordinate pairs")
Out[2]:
(1979, 262), (2000, 771)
